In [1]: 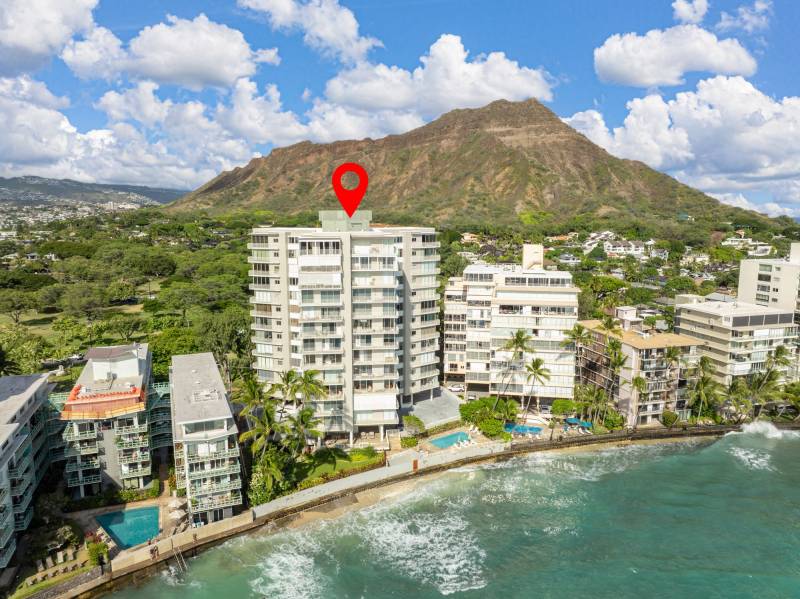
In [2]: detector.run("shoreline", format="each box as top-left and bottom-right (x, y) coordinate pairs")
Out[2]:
(53, 423), (799, 599)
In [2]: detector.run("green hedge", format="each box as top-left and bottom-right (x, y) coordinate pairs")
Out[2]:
(400, 436), (418, 448)
(295, 454), (386, 491)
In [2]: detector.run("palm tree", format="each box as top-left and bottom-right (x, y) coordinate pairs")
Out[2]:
(283, 407), (322, 458)
(524, 357), (551, 416)
(631, 375), (647, 428)
(493, 329), (532, 410)
(251, 447), (286, 499)
(0, 346), (20, 376)
(237, 373), (267, 417)
(276, 369), (301, 408)
(599, 315), (622, 337)
(239, 404), (283, 459)
(603, 343), (628, 423)
(296, 369), (326, 409)
(562, 323), (591, 383)
(690, 368), (720, 423)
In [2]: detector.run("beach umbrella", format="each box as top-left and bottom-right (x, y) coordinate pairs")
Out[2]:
(169, 509), (186, 520)
(565, 417), (580, 425)
(168, 498), (186, 509)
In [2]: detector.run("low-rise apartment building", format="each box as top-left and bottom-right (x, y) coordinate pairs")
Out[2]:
(675, 295), (798, 386)
(579, 308), (699, 426)
(443, 245), (578, 405)
(170, 353), (243, 524)
(248, 210), (440, 441)
(57, 344), (155, 497)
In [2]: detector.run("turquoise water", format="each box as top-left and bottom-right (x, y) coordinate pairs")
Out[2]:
(430, 431), (470, 448)
(113, 423), (799, 598)
(504, 423), (543, 434)
(97, 506), (159, 549)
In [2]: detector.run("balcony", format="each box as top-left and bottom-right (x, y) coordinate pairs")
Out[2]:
(14, 508), (33, 531)
(9, 453), (33, 479)
(0, 512), (13, 543)
(117, 437), (150, 450)
(189, 479), (242, 496)
(65, 458), (99, 473)
(192, 491), (243, 512)
(66, 473), (101, 487)
(186, 447), (239, 462)
(0, 536), (17, 569)
(115, 423), (148, 435)
(121, 464), (151, 479)
(12, 484), (34, 514)
(119, 452), (149, 465)
(187, 463), (240, 479)
(10, 468), (34, 493)
(63, 426), (98, 441)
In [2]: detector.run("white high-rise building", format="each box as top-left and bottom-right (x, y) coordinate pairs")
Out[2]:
(738, 242), (800, 320)
(443, 245), (579, 405)
(248, 210), (440, 441)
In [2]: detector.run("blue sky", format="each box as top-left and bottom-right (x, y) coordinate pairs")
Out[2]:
(1, 0), (798, 216)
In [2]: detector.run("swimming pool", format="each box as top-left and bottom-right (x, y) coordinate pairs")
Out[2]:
(504, 424), (543, 435)
(96, 506), (160, 549)
(430, 431), (469, 449)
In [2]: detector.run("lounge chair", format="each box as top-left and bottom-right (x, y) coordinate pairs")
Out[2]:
(56, 550), (64, 564)
(36, 559), (44, 572)
(45, 556), (54, 569)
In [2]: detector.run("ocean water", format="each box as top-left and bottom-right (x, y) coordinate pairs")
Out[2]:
(113, 423), (800, 598)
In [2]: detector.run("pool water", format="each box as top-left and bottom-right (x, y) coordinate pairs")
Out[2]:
(96, 506), (160, 549)
(430, 431), (469, 449)
(504, 424), (543, 435)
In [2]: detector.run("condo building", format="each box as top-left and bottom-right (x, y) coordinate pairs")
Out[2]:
(170, 353), (243, 524)
(249, 210), (440, 441)
(443, 245), (578, 404)
(738, 242), (800, 320)
(57, 344), (156, 497)
(579, 307), (699, 426)
(0, 374), (51, 569)
(675, 295), (798, 386)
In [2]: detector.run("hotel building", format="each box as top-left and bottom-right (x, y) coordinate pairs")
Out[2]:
(248, 210), (440, 441)
(737, 242), (800, 321)
(579, 307), (699, 426)
(170, 353), (243, 524)
(443, 245), (578, 405)
(675, 295), (798, 386)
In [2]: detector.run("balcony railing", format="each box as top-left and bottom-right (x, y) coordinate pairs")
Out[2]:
(14, 508), (33, 532)
(189, 479), (242, 496)
(120, 464), (151, 478)
(66, 473), (101, 487)
(186, 447), (239, 462)
(63, 427), (98, 441)
(119, 452), (149, 464)
(65, 458), (100, 473)
(187, 463), (240, 479)
(117, 437), (150, 450)
(115, 423), (148, 435)
(192, 492), (243, 512)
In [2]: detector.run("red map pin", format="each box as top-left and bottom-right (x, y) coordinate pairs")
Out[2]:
(332, 162), (368, 218)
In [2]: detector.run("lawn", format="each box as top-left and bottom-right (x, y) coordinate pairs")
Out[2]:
(296, 448), (384, 483)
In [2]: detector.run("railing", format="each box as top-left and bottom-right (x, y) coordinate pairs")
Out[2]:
(192, 492), (243, 512)
(0, 536), (17, 568)
(65, 458), (99, 473)
(12, 484), (34, 514)
(117, 437), (150, 449)
(9, 453), (33, 479)
(119, 452), (149, 464)
(150, 436), (173, 450)
(121, 465), (151, 478)
(189, 479), (242, 496)
(186, 447), (239, 462)
(63, 426), (98, 441)
(13, 508), (33, 531)
(187, 463), (240, 479)
(116, 423), (148, 435)
(10, 468), (34, 491)
(66, 473), (101, 487)
(64, 443), (99, 457)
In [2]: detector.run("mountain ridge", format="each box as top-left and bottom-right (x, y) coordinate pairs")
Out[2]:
(170, 99), (778, 233)
(0, 176), (187, 206)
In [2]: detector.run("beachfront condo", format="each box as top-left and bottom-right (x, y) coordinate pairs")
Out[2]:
(170, 353), (243, 525)
(675, 295), (798, 386)
(578, 307), (699, 426)
(56, 344), (158, 498)
(443, 244), (578, 406)
(248, 210), (441, 442)
(737, 242), (800, 321)
(0, 374), (52, 572)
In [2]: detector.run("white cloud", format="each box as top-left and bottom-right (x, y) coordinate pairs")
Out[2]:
(323, 34), (553, 121)
(566, 75), (800, 212)
(713, 193), (800, 217)
(62, 14), (279, 90)
(594, 25), (757, 87)
(215, 78), (308, 146)
(238, 0), (381, 63)
(0, 0), (97, 75)
(717, 0), (773, 33)
(95, 81), (172, 127)
(672, 0), (708, 24)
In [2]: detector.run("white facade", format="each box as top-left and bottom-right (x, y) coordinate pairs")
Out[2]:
(738, 242), (800, 318)
(675, 295), (798, 386)
(248, 210), (440, 438)
(443, 245), (578, 403)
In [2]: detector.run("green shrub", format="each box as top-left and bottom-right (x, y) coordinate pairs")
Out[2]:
(459, 397), (494, 424)
(402, 415), (425, 435)
(176, 488), (186, 497)
(603, 408), (625, 431)
(551, 399), (575, 416)
(350, 446), (377, 460)
(117, 489), (141, 503)
(87, 542), (108, 566)
(477, 418), (504, 438)
(400, 436), (418, 448)
(148, 479), (161, 498)
(661, 410), (679, 429)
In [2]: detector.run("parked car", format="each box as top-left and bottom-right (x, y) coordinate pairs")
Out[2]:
(447, 384), (465, 393)
(539, 405), (551, 414)
(467, 394), (477, 401)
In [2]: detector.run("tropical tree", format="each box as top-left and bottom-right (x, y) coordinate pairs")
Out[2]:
(562, 323), (590, 382)
(0, 345), (20, 376)
(276, 369), (301, 408)
(631, 375), (647, 429)
(599, 315), (622, 337)
(283, 407), (322, 457)
(690, 357), (721, 422)
(247, 446), (289, 505)
(494, 329), (532, 410)
(524, 357), (551, 416)
(296, 369), (326, 408)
